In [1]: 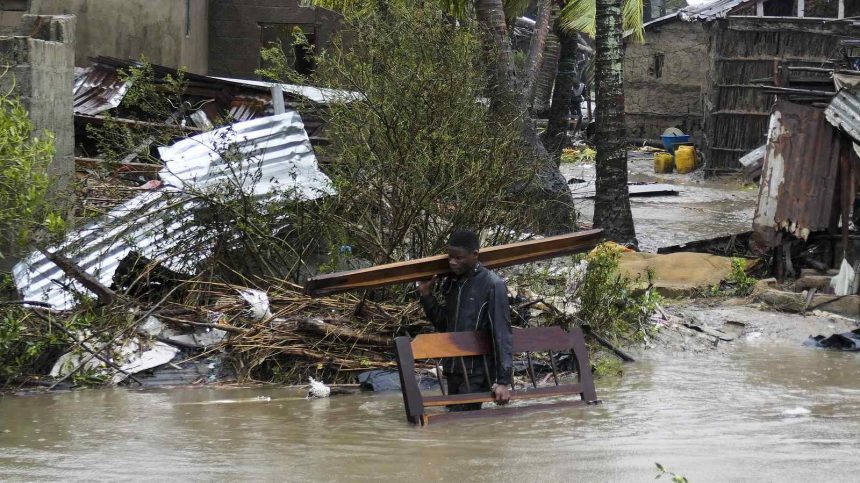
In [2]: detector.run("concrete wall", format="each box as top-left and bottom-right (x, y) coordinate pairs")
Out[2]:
(208, 0), (342, 78)
(0, 14), (75, 255)
(0, 14), (75, 191)
(623, 21), (709, 143)
(27, 0), (208, 73)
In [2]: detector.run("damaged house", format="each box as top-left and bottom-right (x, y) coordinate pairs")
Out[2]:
(624, 0), (860, 173)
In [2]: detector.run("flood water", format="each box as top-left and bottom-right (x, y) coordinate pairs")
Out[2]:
(2, 343), (859, 482)
(562, 154), (757, 252)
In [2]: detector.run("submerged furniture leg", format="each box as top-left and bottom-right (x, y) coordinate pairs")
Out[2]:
(569, 327), (598, 402)
(436, 359), (446, 395)
(526, 352), (538, 388)
(548, 351), (560, 386)
(394, 337), (425, 424)
(459, 357), (471, 393)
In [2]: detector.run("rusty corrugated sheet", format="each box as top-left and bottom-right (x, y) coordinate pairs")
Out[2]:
(752, 100), (842, 247)
(825, 86), (860, 144)
(73, 64), (130, 115)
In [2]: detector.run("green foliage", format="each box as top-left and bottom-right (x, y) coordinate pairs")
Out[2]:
(0, 72), (57, 260)
(729, 258), (756, 296)
(508, 243), (661, 344)
(260, 7), (535, 266)
(655, 462), (689, 483)
(573, 244), (661, 343)
(0, 308), (64, 386)
(560, 146), (596, 164)
(86, 59), (194, 167)
(561, 0), (645, 42)
(593, 355), (623, 377)
(699, 258), (756, 298)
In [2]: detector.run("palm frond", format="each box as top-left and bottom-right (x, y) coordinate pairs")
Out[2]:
(622, 0), (644, 42)
(559, 0), (644, 43)
(560, 0), (596, 37)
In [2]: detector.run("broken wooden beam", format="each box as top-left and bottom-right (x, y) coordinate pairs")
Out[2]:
(304, 229), (603, 297)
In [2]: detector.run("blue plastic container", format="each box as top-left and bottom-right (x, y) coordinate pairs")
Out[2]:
(661, 134), (691, 153)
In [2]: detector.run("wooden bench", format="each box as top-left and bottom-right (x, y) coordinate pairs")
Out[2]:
(393, 326), (599, 426)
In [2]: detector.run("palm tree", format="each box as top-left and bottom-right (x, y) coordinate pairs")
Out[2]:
(301, 0), (579, 234)
(559, 0), (643, 247)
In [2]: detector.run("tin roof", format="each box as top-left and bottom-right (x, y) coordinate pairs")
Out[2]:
(752, 100), (843, 247)
(13, 112), (334, 309)
(825, 86), (860, 145)
(73, 64), (130, 115)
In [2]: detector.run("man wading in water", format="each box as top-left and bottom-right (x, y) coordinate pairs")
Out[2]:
(417, 230), (513, 411)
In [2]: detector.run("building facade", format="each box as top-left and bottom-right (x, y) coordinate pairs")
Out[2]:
(624, 0), (860, 172)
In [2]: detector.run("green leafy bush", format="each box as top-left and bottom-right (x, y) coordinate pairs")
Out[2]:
(0, 78), (56, 260)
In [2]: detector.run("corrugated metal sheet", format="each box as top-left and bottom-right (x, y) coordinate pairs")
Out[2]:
(641, 0), (752, 29)
(73, 64), (130, 115)
(683, 0), (752, 21)
(825, 86), (860, 144)
(13, 112), (334, 310)
(212, 77), (361, 104)
(159, 111), (334, 199)
(752, 100), (842, 247)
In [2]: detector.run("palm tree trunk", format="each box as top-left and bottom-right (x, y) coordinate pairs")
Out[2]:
(533, 24), (560, 115)
(592, 0), (637, 247)
(544, 24), (579, 162)
(475, 0), (576, 234)
(521, 0), (553, 105)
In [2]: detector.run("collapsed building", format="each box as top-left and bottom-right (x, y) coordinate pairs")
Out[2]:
(624, 0), (860, 173)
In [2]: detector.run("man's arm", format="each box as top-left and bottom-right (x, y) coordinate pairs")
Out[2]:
(488, 279), (513, 386)
(417, 276), (447, 332)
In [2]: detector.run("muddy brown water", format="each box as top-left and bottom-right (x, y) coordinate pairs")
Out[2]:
(2, 343), (859, 482)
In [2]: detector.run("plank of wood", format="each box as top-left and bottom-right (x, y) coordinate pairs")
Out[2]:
(304, 229), (603, 297)
(422, 384), (584, 407)
(411, 331), (492, 359)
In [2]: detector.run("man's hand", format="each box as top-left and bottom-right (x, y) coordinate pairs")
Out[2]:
(492, 384), (511, 405)
(416, 275), (437, 297)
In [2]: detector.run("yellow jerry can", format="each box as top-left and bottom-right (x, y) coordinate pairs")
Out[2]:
(675, 145), (696, 174)
(654, 152), (674, 173)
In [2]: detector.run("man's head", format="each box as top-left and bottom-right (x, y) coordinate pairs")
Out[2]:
(447, 229), (479, 276)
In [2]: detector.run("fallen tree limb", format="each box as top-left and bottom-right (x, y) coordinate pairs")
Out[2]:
(39, 248), (117, 305)
(296, 317), (391, 346)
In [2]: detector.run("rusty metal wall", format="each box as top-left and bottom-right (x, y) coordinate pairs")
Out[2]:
(752, 100), (842, 247)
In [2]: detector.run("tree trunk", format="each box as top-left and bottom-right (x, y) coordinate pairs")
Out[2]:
(532, 22), (560, 115)
(643, 0), (653, 21)
(543, 24), (579, 162)
(592, 0), (637, 247)
(521, 0), (553, 106)
(474, 0), (576, 234)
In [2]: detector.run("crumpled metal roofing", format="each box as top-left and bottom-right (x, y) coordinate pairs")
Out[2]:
(642, 0), (753, 29)
(212, 77), (361, 104)
(825, 86), (860, 145)
(159, 112), (335, 199)
(73, 64), (130, 115)
(752, 100), (843, 247)
(13, 112), (334, 309)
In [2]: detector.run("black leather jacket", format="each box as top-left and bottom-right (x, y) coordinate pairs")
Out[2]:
(419, 263), (513, 385)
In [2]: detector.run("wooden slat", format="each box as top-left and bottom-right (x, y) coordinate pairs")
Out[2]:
(411, 332), (491, 359)
(304, 229), (603, 297)
(512, 326), (575, 353)
(423, 399), (589, 425)
(422, 384), (584, 407)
